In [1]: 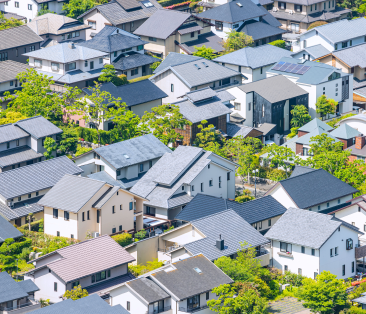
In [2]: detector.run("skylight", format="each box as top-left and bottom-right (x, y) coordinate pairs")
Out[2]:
(236, 2), (243, 7)
(194, 64), (201, 70)
(142, 1), (153, 7)
(124, 154), (130, 159)
(202, 62), (209, 67)
(193, 267), (202, 274)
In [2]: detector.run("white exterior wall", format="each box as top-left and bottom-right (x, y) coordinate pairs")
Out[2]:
(334, 204), (366, 240)
(110, 285), (149, 314)
(267, 185), (298, 209)
(0, 137), (28, 152)
(252, 65), (273, 82)
(44, 206), (78, 239)
(299, 30), (334, 52)
(81, 9), (111, 40)
(308, 195), (352, 212)
(339, 119), (366, 135)
(227, 86), (254, 127)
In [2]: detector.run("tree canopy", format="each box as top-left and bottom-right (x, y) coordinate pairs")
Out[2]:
(193, 45), (217, 60)
(221, 30), (254, 53)
(291, 105), (312, 129)
(315, 95), (338, 120)
(63, 0), (104, 19)
(98, 64), (127, 86)
(63, 285), (89, 300)
(0, 13), (23, 30)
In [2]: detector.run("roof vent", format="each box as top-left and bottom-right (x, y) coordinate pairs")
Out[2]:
(216, 234), (224, 250)
(124, 154), (130, 159)
(202, 62), (209, 67)
(193, 267), (202, 274)
(236, 2), (243, 7)
(194, 64), (201, 70)
(68, 42), (76, 49)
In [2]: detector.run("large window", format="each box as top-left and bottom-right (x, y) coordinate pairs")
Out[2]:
(221, 77), (230, 86)
(280, 242), (292, 253)
(215, 21), (223, 31)
(51, 62), (59, 71)
(67, 62), (76, 71)
(346, 238), (353, 250)
(131, 68), (138, 76)
(53, 208), (58, 219)
(294, 4), (302, 11)
(34, 59), (42, 68)
(88, 21), (96, 29)
(187, 295), (200, 311)
(278, 1), (286, 9)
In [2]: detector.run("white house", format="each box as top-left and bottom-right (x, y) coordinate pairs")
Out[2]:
(265, 207), (362, 279)
(337, 112), (366, 136)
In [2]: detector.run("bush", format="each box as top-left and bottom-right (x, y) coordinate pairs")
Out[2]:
(128, 75), (153, 84)
(269, 40), (286, 49)
(267, 168), (287, 181)
(112, 233), (133, 247)
(19, 219), (44, 232)
(128, 258), (164, 276)
(327, 113), (355, 129)
(76, 127), (119, 145)
(287, 127), (299, 139)
(279, 271), (305, 287)
(158, 0), (187, 7)
(112, 74), (128, 86)
(235, 189), (255, 203)
(134, 229), (147, 241)
(340, 306), (366, 314)
(75, 144), (92, 157)
(307, 21), (328, 30)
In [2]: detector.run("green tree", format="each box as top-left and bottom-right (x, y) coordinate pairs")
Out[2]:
(266, 145), (296, 178)
(291, 105), (312, 128)
(98, 64), (126, 86)
(193, 45), (216, 60)
(43, 137), (57, 160)
(63, 0), (96, 19)
(108, 105), (141, 141)
(194, 120), (223, 149)
(141, 104), (191, 146)
(221, 30), (254, 53)
(0, 237), (32, 274)
(37, 4), (55, 16)
(0, 12), (23, 30)
(300, 271), (347, 314)
(0, 111), (27, 125)
(268, 40), (286, 49)
(63, 285), (89, 300)
(235, 189), (255, 203)
(58, 127), (79, 155)
(39, 299), (50, 307)
(358, 0), (366, 15)
(112, 233), (133, 247)
(309, 133), (343, 155)
(315, 95), (338, 120)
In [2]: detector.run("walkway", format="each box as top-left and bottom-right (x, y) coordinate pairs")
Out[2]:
(268, 297), (312, 314)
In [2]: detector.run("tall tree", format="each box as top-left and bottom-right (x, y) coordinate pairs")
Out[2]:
(0, 13), (23, 30)
(98, 64), (127, 86)
(58, 127), (79, 155)
(308, 133), (343, 155)
(291, 105), (312, 128)
(194, 120), (223, 148)
(221, 30), (254, 53)
(43, 137), (57, 159)
(63, 285), (88, 300)
(193, 45), (216, 60)
(265, 145), (296, 178)
(63, 0), (98, 19)
(315, 95), (338, 120)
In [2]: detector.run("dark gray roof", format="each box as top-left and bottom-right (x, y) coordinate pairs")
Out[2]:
(14, 116), (62, 139)
(83, 80), (167, 108)
(0, 124), (29, 144)
(238, 20), (285, 41)
(0, 25), (43, 51)
(348, 143), (366, 157)
(0, 272), (39, 304)
(77, 25), (147, 53)
(290, 165), (316, 178)
(112, 51), (158, 71)
(86, 273), (135, 295)
(333, 43), (366, 68)
(0, 214), (23, 242)
(0, 196), (44, 221)
(255, 123), (277, 136)
(213, 44), (292, 69)
(265, 207), (360, 249)
(167, 192), (193, 209)
(0, 61), (32, 83)
(154, 52), (202, 73)
(30, 294), (129, 314)
(274, 168), (358, 208)
(127, 278), (170, 304)
(0, 146), (43, 168)
(93, 186), (120, 209)
(177, 22), (203, 35)
(179, 31), (224, 54)
(0, 156), (83, 200)
(238, 75), (308, 103)
(94, 134), (171, 169)
(197, 0), (266, 23)
(152, 254), (233, 300)
(226, 123), (255, 138)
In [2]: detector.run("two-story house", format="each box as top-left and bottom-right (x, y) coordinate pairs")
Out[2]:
(24, 235), (136, 303)
(266, 207), (362, 279)
(0, 156), (82, 226)
(197, 0), (285, 45)
(150, 53), (244, 103)
(78, 25), (158, 80)
(77, 0), (162, 40)
(0, 116), (62, 172)
(108, 254), (233, 314)
(0, 25), (43, 64)
(27, 13), (91, 48)
(130, 145), (237, 220)
(74, 134), (172, 189)
(133, 9), (222, 58)
(267, 57), (353, 118)
(23, 42), (108, 90)
(269, 0), (350, 34)
(38, 174), (147, 240)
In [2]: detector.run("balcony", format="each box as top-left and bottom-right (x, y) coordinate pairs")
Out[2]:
(255, 247), (271, 266)
(179, 305), (209, 313)
(212, 80), (240, 90)
(0, 300), (40, 314)
(146, 306), (172, 314)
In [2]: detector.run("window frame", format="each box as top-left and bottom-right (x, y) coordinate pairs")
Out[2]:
(280, 242), (292, 253)
(53, 208), (58, 219)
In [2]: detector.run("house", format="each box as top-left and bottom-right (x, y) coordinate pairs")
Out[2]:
(77, 25), (158, 80)
(352, 294), (366, 311)
(0, 272), (40, 313)
(267, 57), (353, 118)
(0, 60), (32, 109)
(196, 0), (286, 45)
(0, 214), (23, 243)
(265, 207), (362, 279)
(213, 44), (293, 83)
(329, 123), (360, 149)
(108, 254), (233, 314)
(227, 75), (309, 143)
(27, 13), (91, 48)
(337, 113), (366, 136)
(133, 9), (222, 57)
(293, 18), (366, 54)
(265, 166), (357, 213)
(0, 11), (26, 23)
(0, 0), (65, 23)
(30, 294), (129, 314)
(0, 25), (43, 64)
(77, 0), (162, 40)
(269, 0), (350, 34)
(0, 116), (62, 172)
(150, 53), (244, 103)
(0, 156), (82, 226)
(346, 135), (366, 164)
(226, 123), (264, 141)
(172, 87), (234, 145)
(38, 174), (147, 240)
(291, 44), (331, 61)
(24, 235), (135, 303)
(23, 42), (108, 90)
(130, 145), (237, 220)
(74, 134), (172, 189)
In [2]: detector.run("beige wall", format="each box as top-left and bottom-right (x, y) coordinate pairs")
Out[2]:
(10, 211), (44, 226)
(140, 36), (166, 57)
(125, 236), (159, 265)
(131, 98), (162, 118)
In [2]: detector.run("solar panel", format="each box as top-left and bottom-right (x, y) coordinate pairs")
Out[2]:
(272, 61), (285, 71)
(297, 66), (311, 75)
(283, 63), (297, 73)
(290, 64), (303, 74)
(278, 62), (292, 71)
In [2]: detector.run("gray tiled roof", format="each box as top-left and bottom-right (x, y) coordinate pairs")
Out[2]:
(0, 156), (83, 200)
(0, 146), (43, 168)
(265, 207), (360, 248)
(329, 123), (361, 139)
(298, 118), (333, 133)
(292, 44), (331, 59)
(290, 165), (316, 178)
(152, 254), (233, 300)
(238, 75), (308, 103)
(94, 134), (171, 169)
(177, 22), (203, 35)
(167, 192), (193, 209)
(238, 20), (285, 41)
(134, 9), (191, 39)
(0, 196), (44, 221)
(333, 43), (366, 68)
(0, 272), (39, 304)
(112, 51), (158, 71)
(77, 25), (147, 53)
(0, 25), (43, 51)
(93, 186), (120, 209)
(29, 294), (129, 314)
(38, 175), (107, 213)
(274, 168), (358, 208)
(179, 31), (224, 54)
(255, 123), (277, 136)
(1, 11), (26, 20)
(14, 116), (62, 139)
(0, 124), (29, 145)
(127, 278), (170, 304)
(295, 126), (340, 145)
(154, 52), (202, 73)
(86, 273), (135, 295)
(0, 61), (32, 83)
(0, 214), (23, 242)
(23, 42), (107, 63)
(37, 68), (104, 84)
(87, 171), (125, 187)
(213, 44), (292, 69)
(347, 143), (366, 157)
(226, 123), (255, 138)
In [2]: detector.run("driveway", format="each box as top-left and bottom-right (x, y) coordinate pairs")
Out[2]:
(268, 297), (312, 314)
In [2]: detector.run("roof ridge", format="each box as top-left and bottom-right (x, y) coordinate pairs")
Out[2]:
(14, 115), (43, 124)
(280, 167), (322, 182)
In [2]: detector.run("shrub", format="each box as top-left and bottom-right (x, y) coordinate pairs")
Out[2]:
(267, 168), (287, 181)
(327, 113), (355, 129)
(112, 74), (128, 86)
(158, 0), (187, 7)
(128, 74), (153, 84)
(75, 144), (92, 157)
(0, 111), (27, 125)
(19, 219), (44, 232)
(128, 258), (164, 276)
(340, 306), (366, 314)
(287, 127), (299, 139)
(76, 127), (118, 145)
(235, 189), (255, 203)
(112, 233), (133, 247)
(279, 271), (305, 287)
(307, 21), (328, 30)
(269, 40), (286, 49)
(134, 229), (147, 241)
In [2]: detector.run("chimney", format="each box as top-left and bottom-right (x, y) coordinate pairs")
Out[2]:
(68, 42), (75, 49)
(356, 136), (365, 150)
(216, 234), (224, 250)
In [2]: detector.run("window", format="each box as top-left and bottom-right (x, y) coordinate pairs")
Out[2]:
(71, 234), (74, 239)
(187, 295), (200, 311)
(301, 246), (305, 253)
(53, 208), (58, 219)
(112, 206), (115, 214)
(227, 172), (230, 181)
(352, 222), (355, 226)
(18, 196), (21, 201)
(131, 21), (134, 28)
(149, 160), (153, 168)
(182, 186), (185, 191)
(10, 81), (13, 87)
(284, 265), (288, 271)
(318, 205), (320, 211)
(259, 221), (262, 229)
(137, 45), (143, 51)
(342, 41), (348, 48)
(206, 292), (209, 300)
(85, 60), (88, 67)
(72, 281), (79, 288)
(88, 21), (96, 29)
(57, 231), (60, 237)
(329, 0), (330, 7)
(335, 43), (338, 50)
(215, 21), (223, 31)
(330, 248), (333, 257)
(139, 163), (144, 172)
(131, 68), (138, 76)
(127, 302), (130, 311)
(311, 4), (312, 11)
(34, 59), (42, 68)
(208, 164), (210, 169)
(294, 4), (302, 11)
(148, 37), (157, 42)
(352, 261), (355, 273)
(248, 102), (251, 111)
(117, 170), (121, 176)
(298, 268), (302, 275)
(191, 185), (195, 191)
(278, 1), (286, 9)
(209, 180), (213, 186)
(51, 63), (59, 71)
(303, 40), (307, 48)
(335, 246), (338, 255)
(234, 102), (241, 110)
(190, 32), (194, 38)
(67, 62), (76, 71)
(120, 204), (122, 210)
(268, 219), (271, 227)
(342, 265), (345, 276)
(28, 4), (32, 10)
(97, 210), (100, 223)
(219, 176), (221, 188)
(119, 225), (122, 231)
(30, 46), (35, 51)
(311, 249), (315, 256)
(99, 58), (103, 64)
(90, 61), (94, 70)
(15, 1), (19, 7)
(96, 271), (107, 282)
(324, 2), (325, 9)
(171, 84), (174, 92)
(262, 104), (265, 117)
(28, 193), (31, 198)
(54, 282), (57, 292)
(112, 227), (116, 233)
(129, 202), (133, 210)
(36, 192), (39, 196)
(82, 212), (85, 221)
(314, 272), (318, 279)
(280, 242), (292, 253)
(64, 211), (69, 221)
(346, 238), (353, 250)
(201, 183), (204, 192)
(350, 40), (353, 46)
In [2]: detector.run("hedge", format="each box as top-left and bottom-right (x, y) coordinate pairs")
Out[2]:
(269, 40), (286, 49)
(19, 219), (44, 232)
(128, 75), (153, 84)
(76, 127), (118, 145)
(112, 233), (133, 247)
(158, 0), (187, 7)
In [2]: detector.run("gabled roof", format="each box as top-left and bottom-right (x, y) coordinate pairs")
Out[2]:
(265, 207), (361, 248)
(112, 51), (158, 71)
(332, 43), (366, 68)
(126, 278), (170, 304)
(238, 20), (285, 41)
(290, 165), (316, 178)
(14, 116), (62, 139)
(213, 44), (293, 69)
(0, 124), (29, 145)
(77, 25), (147, 53)
(93, 134), (171, 169)
(154, 52), (202, 73)
(197, 0), (266, 23)
(0, 25), (43, 51)
(37, 68), (104, 84)
(295, 126), (340, 145)
(0, 146), (43, 168)
(0, 214), (23, 242)
(298, 118), (333, 133)
(0, 156), (83, 200)
(151, 254), (233, 300)
(23, 42), (107, 63)
(0, 196), (44, 221)
(330, 123), (361, 140)
(292, 44), (331, 60)
(0, 61), (32, 83)
(178, 31), (224, 54)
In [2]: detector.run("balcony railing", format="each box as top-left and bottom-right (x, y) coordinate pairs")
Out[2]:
(212, 80), (240, 90)
(179, 305), (209, 313)
(146, 305), (172, 314)
(161, 244), (182, 253)
(0, 300), (39, 312)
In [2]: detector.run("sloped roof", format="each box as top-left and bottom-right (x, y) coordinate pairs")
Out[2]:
(112, 51), (158, 71)
(178, 31), (224, 54)
(295, 126), (340, 145)
(0, 214), (23, 242)
(14, 116), (62, 139)
(127, 278), (170, 304)
(154, 52), (202, 73)
(0, 25), (43, 50)
(0, 124), (29, 145)
(333, 43), (366, 68)
(36, 68), (104, 84)
(290, 165), (316, 178)
(0, 61), (32, 83)
(292, 44), (331, 59)
(239, 20), (285, 41)
(87, 171), (125, 188)
(226, 123), (260, 138)
(330, 123), (361, 139)
(298, 118), (333, 133)
(0, 196), (44, 221)
(0, 146), (43, 168)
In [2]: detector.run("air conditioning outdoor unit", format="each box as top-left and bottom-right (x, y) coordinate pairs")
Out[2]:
(288, 10), (294, 14)
(272, 7), (278, 11)
(92, 232), (100, 238)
